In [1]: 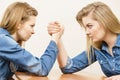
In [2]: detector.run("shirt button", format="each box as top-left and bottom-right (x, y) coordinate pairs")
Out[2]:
(112, 68), (115, 71)
(113, 60), (115, 63)
(100, 60), (103, 63)
(113, 51), (115, 53)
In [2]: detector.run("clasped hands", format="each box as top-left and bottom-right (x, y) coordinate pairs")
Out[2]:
(47, 21), (64, 43)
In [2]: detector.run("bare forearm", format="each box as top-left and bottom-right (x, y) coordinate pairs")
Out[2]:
(57, 39), (68, 68)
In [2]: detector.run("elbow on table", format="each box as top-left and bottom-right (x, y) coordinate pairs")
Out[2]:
(61, 68), (74, 74)
(37, 71), (49, 77)
(61, 71), (73, 74)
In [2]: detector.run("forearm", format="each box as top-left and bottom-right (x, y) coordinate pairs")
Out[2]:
(57, 39), (68, 68)
(104, 75), (120, 80)
(47, 21), (66, 67)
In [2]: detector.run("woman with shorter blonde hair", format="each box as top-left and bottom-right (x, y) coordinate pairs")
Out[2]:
(0, 2), (63, 80)
(48, 1), (120, 80)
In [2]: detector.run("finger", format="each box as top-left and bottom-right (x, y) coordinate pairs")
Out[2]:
(48, 21), (59, 25)
(47, 25), (61, 31)
(47, 26), (61, 30)
(47, 26), (61, 31)
(48, 22), (61, 28)
(47, 24), (61, 28)
(48, 29), (60, 34)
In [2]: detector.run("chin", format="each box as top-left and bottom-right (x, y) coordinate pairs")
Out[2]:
(22, 36), (31, 41)
(92, 39), (99, 42)
(93, 39), (102, 43)
(23, 38), (29, 41)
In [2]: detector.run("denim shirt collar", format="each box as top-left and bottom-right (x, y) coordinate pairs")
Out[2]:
(114, 34), (120, 47)
(0, 27), (10, 35)
(0, 27), (13, 39)
(101, 34), (120, 51)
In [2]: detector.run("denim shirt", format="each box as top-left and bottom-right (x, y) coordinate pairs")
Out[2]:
(0, 28), (58, 80)
(61, 34), (120, 77)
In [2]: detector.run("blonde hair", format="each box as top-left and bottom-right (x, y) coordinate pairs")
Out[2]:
(76, 2), (120, 64)
(0, 2), (38, 46)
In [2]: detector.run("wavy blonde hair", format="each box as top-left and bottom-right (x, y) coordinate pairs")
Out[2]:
(0, 2), (38, 46)
(76, 2), (120, 64)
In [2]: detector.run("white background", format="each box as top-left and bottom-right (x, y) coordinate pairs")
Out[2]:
(0, 0), (120, 69)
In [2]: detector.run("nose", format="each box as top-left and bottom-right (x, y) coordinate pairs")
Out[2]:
(31, 28), (35, 34)
(85, 29), (90, 35)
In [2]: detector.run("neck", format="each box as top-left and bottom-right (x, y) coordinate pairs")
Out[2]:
(104, 33), (117, 48)
(103, 32), (117, 56)
(11, 32), (19, 42)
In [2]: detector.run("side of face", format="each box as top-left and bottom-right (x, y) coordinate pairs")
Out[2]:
(16, 16), (36, 41)
(82, 14), (106, 42)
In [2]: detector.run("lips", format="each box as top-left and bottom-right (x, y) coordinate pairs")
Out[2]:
(88, 35), (93, 38)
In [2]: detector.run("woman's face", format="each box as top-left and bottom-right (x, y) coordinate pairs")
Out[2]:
(82, 14), (106, 42)
(16, 16), (36, 41)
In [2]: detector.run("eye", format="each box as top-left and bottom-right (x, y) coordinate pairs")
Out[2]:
(87, 24), (93, 29)
(30, 24), (35, 27)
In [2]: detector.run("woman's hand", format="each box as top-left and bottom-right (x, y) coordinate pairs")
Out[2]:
(47, 21), (64, 43)
(104, 75), (120, 80)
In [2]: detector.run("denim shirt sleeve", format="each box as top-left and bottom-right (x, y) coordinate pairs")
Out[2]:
(61, 51), (90, 74)
(0, 35), (58, 76)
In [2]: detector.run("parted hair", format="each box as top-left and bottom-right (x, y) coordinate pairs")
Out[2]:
(0, 2), (38, 46)
(76, 2), (120, 64)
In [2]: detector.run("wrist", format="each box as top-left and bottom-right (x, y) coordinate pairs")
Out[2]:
(51, 36), (59, 44)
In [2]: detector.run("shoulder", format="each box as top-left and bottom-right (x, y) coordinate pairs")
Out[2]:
(0, 34), (18, 47)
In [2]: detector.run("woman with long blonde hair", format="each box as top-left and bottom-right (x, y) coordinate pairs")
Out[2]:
(0, 2), (63, 80)
(48, 1), (120, 80)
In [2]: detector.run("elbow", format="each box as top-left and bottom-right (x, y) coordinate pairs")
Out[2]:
(35, 66), (50, 76)
(61, 68), (73, 74)
(37, 70), (49, 77)
(37, 73), (49, 77)
(61, 70), (73, 74)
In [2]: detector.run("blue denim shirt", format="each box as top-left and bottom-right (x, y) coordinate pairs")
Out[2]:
(61, 34), (120, 77)
(0, 28), (58, 80)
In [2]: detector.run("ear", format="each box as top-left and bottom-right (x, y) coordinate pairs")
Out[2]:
(17, 27), (20, 30)
(17, 23), (22, 30)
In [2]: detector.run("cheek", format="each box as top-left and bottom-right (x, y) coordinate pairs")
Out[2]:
(20, 29), (28, 35)
(18, 28), (29, 39)
(94, 28), (106, 40)
(22, 26), (30, 34)
(92, 25), (102, 34)
(91, 28), (98, 35)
